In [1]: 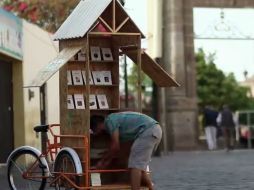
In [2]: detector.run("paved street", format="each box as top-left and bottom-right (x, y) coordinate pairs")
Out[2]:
(1, 149), (254, 189)
(150, 150), (254, 190)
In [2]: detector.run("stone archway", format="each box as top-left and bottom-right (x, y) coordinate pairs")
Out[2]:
(160, 0), (254, 150)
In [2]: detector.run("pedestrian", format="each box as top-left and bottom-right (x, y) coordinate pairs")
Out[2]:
(203, 106), (218, 150)
(90, 112), (162, 190)
(217, 105), (236, 151)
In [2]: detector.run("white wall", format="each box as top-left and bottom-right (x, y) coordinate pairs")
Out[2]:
(147, 0), (162, 59)
(21, 20), (59, 148)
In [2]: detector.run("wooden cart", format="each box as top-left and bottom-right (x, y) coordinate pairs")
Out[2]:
(29, 0), (178, 189)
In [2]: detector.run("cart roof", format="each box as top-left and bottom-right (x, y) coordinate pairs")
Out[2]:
(27, 44), (83, 87)
(53, 0), (145, 41)
(124, 50), (180, 87)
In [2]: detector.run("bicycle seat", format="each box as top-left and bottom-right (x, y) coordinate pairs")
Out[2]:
(34, 125), (49, 133)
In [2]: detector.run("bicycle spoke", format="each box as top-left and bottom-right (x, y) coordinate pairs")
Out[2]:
(10, 159), (24, 174)
(7, 150), (47, 190)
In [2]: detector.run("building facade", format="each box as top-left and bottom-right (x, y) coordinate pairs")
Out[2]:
(0, 9), (59, 163)
(147, 0), (254, 151)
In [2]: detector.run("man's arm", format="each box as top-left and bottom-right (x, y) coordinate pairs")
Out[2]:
(96, 130), (120, 168)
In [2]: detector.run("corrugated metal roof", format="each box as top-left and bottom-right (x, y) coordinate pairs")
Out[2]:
(53, 0), (112, 40)
(27, 45), (83, 87)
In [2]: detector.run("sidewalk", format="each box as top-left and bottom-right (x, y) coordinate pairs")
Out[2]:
(150, 149), (254, 190)
(2, 149), (254, 189)
(0, 164), (8, 189)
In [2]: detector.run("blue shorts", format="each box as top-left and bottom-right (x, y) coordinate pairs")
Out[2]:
(128, 125), (162, 171)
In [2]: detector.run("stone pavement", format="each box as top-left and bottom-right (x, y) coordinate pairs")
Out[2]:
(1, 149), (254, 189)
(150, 150), (254, 190)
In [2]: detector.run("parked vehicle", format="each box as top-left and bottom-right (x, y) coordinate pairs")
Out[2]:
(236, 111), (254, 148)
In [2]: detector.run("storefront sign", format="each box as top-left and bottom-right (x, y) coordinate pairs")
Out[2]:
(0, 8), (23, 60)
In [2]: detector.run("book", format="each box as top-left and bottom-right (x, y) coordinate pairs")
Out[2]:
(101, 71), (112, 85)
(74, 94), (85, 109)
(82, 70), (94, 85)
(67, 70), (72, 85)
(89, 95), (97, 109)
(92, 71), (103, 85)
(97, 94), (109, 109)
(101, 47), (113, 61)
(91, 173), (101, 186)
(67, 95), (74, 109)
(78, 48), (86, 61)
(90, 46), (101, 61)
(72, 70), (83, 85)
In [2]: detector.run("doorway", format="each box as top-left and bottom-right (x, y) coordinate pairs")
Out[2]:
(0, 61), (13, 163)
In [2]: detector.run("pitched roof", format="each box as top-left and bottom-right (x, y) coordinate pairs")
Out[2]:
(53, 0), (145, 40)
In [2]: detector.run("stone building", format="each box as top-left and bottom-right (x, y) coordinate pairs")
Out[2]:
(147, 0), (254, 151)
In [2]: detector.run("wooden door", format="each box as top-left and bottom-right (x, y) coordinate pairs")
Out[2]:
(0, 61), (13, 163)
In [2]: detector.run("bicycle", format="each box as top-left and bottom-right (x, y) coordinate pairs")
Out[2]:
(6, 124), (83, 190)
(6, 124), (149, 190)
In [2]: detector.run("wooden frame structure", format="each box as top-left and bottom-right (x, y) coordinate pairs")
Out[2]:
(29, 0), (178, 188)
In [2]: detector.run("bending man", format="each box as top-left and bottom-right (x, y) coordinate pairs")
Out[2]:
(90, 112), (162, 190)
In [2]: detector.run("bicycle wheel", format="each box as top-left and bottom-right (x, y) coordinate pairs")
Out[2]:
(7, 149), (47, 190)
(54, 150), (80, 190)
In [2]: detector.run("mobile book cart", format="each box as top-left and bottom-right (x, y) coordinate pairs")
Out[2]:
(28, 0), (179, 189)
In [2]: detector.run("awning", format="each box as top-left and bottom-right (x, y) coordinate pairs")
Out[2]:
(27, 45), (83, 87)
(124, 50), (179, 87)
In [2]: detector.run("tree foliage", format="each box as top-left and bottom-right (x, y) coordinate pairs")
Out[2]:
(1, 0), (126, 32)
(196, 48), (254, 111)
(1, 0), (79, 32)
(128, 64), (152, 93)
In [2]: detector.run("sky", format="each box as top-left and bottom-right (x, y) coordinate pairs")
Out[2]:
(124, 0), (254, 82)
(194, 8), (254, 82)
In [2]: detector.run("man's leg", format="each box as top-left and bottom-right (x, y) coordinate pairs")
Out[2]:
(130, 168), (142, 190)
(205, 127), (213, 150)
(211, 126), (217, 150)
(141, 171), (154, 190)
(129, 126), (162, 189)
(223, 128), (230, 150)
(229, 128), (235, 149)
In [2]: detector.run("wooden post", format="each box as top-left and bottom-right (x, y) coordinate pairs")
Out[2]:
(137, 35), (142, 112)
(113, 0), (116, 32)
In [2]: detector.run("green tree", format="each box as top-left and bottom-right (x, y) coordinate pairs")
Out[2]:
(196, 48), (254, 111)
(1, 0), (79, 32)
(128, 64), (152, 93)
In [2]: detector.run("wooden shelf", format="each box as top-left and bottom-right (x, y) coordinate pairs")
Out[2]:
(88, 184), (148, 190)
(91, 108), (119, 111)
(68, 84), (119, 88)
(68, 60), (117, 64)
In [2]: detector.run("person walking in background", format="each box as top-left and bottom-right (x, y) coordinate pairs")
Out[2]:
(217, 105), (236, 151)
(203, 106), (218, 150)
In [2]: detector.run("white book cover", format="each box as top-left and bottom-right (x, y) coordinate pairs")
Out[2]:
(74, 94), (85, 109)
(89, 95), (97, 109)
(72, 70), (83, 85)
(101, 47), (113, 61)
(78, 48), (86, 61)
(97, 94), (109, 109)
(92, 71), (103, 85)
(82, 70), (94, 85)
(90, 46), (101, 61)
(67, 95), (74, 109)
(67, 70), (72, 85)
(101, 71), (112, 85)
(91, 173), (101, 186)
